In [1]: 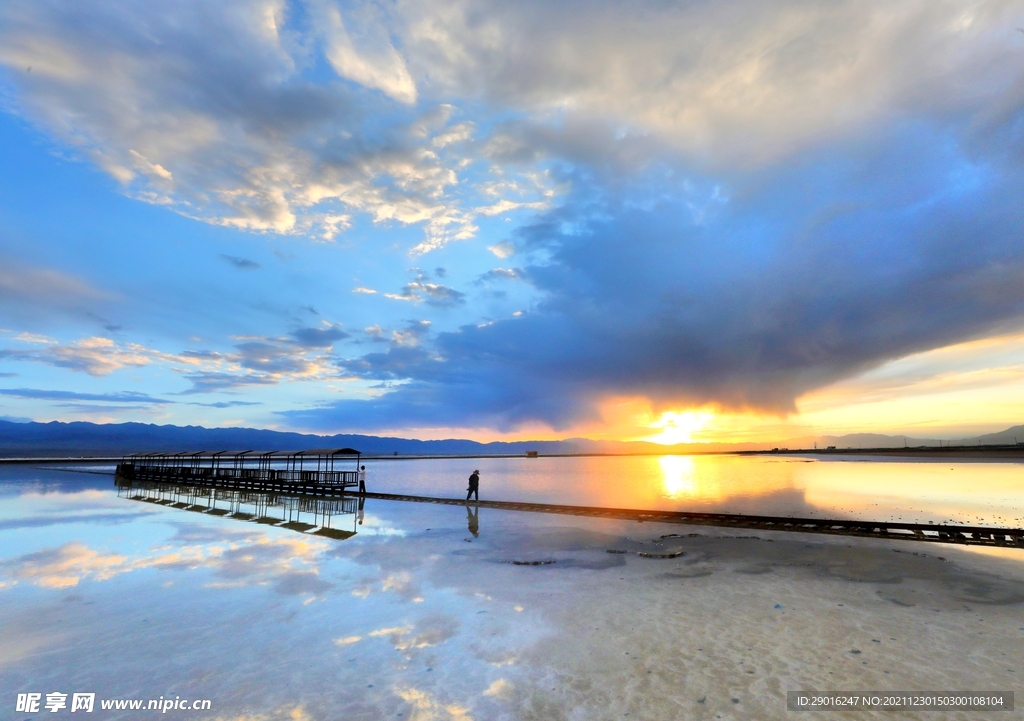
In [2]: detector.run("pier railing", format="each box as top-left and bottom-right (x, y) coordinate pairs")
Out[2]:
(120, 463), (357, 487)
(115, 447), (362, 495)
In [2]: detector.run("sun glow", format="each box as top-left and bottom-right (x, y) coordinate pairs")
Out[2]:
(645, 410), (714, 445)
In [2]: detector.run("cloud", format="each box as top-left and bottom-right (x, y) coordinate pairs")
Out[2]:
(1, 542), (129, 588)
(350, 319), (432, 351)
(368, 616), (459, 651)
(1, 328), (344, 393)
(281, 118), (1024, 431)
(5, 0), (1024, 434)
(0, 0), (491, 250)
(232, 340), (326, 374)
(0, 260), (113, 321)
(178, 370), (286, 395)
(1, 531), (331, 595)
(384, 271), (467, 308)
(289, 324), (349, 348)
(220, 254), (261, 270)
(1, 336), (154, 376)
(394, 687), (470, 721)
(188, 400), (263, 408)
(483, 679), (513, 700)
(175, 331), (344, 393)
(475, 268), (522, 284)
(399, 0), (1024, 167)
(315, 0), (417, 104)
(0, 388), (169, 404)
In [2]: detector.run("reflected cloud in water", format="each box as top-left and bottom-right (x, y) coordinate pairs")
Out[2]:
(1, 460), (1023, 720)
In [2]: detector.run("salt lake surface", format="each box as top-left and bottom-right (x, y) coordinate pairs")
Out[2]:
(2, 455), (1023, 720)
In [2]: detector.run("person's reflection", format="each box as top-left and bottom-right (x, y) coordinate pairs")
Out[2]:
(357, 496), (365, 526)
(466, 503), (479, 537)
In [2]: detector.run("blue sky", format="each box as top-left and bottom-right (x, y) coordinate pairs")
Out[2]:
(2, 0), (1024, 442)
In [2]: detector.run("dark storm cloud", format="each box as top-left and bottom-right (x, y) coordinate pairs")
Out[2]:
(283, 118), (1024, 431)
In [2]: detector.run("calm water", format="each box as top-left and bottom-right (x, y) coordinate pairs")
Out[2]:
(2, 457), (1023, 720)
(366, 454), (1024, 527)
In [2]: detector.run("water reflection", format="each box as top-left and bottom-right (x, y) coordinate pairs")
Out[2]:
(658, 455), (696, 497)
(2, 463), (1023, 721)
(115, 478), (359, 539)
(358, 454), (1024, 527)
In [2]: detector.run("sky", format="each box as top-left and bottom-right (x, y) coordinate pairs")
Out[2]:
(1, 0), (1024, 444)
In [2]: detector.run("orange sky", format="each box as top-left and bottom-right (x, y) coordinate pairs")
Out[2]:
(368, 329), (1024, 444)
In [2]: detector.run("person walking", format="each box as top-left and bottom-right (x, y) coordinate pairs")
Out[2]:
(466, 469), (479, 501)
(358, 465), (367, 493)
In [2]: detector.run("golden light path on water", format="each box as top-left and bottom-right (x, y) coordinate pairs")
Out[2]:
(653, 455), (1024, 527)
(363, 453), (1024, 531)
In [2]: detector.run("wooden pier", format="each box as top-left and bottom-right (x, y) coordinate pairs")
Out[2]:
(115, 448), (361, 496)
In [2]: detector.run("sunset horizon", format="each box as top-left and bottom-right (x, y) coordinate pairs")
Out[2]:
(3, 2), (1024, 445)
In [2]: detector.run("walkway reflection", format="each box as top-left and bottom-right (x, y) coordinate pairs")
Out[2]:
(115, 477), (359, 539)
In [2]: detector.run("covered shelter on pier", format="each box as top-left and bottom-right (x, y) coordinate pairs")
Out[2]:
(117, 448), (362, 490)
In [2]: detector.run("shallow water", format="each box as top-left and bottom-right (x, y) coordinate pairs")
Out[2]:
(2, 460), (1023, 720)
(363, 454), (1024, 527)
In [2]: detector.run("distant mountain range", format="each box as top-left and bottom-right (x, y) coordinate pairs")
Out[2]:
(1, 419), (1023, 458)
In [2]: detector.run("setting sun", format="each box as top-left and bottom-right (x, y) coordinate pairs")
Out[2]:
(644, 410), (714, 445)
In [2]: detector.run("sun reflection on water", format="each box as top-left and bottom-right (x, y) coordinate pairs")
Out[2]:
(658, 456), (697, 498)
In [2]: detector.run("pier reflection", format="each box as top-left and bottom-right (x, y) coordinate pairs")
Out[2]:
(115, 477), (359, 539)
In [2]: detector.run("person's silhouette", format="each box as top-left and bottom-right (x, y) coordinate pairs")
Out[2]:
(466, 469), (479, 501)
(357, 496), (365, 525)
(466, 503), (479, 537)
(358, 465), (367, 493)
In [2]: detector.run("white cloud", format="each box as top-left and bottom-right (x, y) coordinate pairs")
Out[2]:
(399, 0), (1024, 166)
(316, 0), (417, 104)
(487, 242), (514, 259)
(0, 337), (152, 376)
(0, 0), (477, 250)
